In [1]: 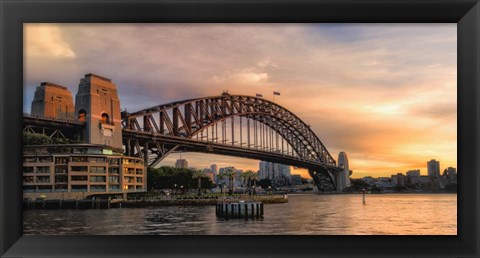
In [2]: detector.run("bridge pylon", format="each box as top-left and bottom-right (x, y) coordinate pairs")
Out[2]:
(74, 74), (123, 151)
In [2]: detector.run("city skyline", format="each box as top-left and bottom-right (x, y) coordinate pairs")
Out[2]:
(23, 23), (457, 178)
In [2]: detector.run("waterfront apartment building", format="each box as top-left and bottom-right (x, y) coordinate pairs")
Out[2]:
(23, 145), (145, 195)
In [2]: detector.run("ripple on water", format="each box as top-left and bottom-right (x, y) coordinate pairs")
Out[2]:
(23, 194), (457, 235)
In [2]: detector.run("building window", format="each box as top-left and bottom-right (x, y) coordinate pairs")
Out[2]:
(108, 167), (119, 174)
(23, 176), (34, 183)
(136, 177), (143, 183)
(123, 167), (134, 174)
(90, 166), (106, 174)
(71, 175), (88, 181)
(38, 156), (52, 162)
(108, 176), (119, 183)
(136, 169), (143, 175)
(23, 157), (36, 163)
(55, 157), (68, 164)
(55, 165), (68, 174)
(78, 109), (87, 122)
(89, 157), (106, 163)
(90, 185), (106, 192)
(55, 175), (68, 183)
(107, 158), (119, 165)
(122, 159), (132, 165)
(36, 176), (51, 183)
(36, 166), (50, 174)
(23, 167), (34, 174)
(90, 176), (106, 183)
(70, 166), (87, 172)
(71, 185), (88, 192)
(71, 156), (88, 162)
(109, 185), (120, 191)
(101, 113), (110, 124)
(54, 185), (68, 191)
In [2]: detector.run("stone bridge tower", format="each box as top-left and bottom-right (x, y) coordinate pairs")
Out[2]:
(31, 82), (75, 120)
(336, 151), (352, 191)
(74, 74), (123, 150)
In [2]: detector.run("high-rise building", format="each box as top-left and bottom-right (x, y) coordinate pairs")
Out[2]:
(427, 159), (440, 180)
(209, 164), (218, 183)
(258, 161), (291, 186)
(175, 159), (188, 169)
(336, 152), (351, 191)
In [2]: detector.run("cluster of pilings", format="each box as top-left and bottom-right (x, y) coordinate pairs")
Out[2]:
(23, 199), (121, 209)
(216, 201), (264, 219)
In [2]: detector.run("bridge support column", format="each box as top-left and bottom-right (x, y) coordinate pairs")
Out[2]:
(143, 142), (149, 166)
(125, 139), (131, 156)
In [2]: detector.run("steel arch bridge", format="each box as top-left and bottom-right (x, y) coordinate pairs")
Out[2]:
(121, 92), (340, 191)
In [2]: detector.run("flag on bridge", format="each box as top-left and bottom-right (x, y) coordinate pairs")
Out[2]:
(273, 91), (281, 96)
(256, 93), (263, 97)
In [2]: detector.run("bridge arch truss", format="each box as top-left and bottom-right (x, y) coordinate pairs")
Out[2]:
(121, 93), (339, 191)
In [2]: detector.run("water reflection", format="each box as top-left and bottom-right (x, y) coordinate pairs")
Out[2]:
(24, 194), (457, 235)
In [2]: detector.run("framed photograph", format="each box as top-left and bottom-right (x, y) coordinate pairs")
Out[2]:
(1, 0), (479, 257)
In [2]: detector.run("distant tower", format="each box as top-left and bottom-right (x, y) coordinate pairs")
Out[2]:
(337, 152), (351, 191)
(31, 82), (75, 120)
(74, 74), (122, 150)
(427, 159), (440, 179)
(175, 159), (188, 169)
(211, 164), (218, 182)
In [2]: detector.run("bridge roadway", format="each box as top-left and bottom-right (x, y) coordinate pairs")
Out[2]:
(122, 129), (339, 172)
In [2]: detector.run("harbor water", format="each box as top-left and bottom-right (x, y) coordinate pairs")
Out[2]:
(23, 193), (457, 235)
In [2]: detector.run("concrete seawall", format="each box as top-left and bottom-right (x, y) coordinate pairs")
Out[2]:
(123, 195), (288, 208)
(23, 194), (288, 209)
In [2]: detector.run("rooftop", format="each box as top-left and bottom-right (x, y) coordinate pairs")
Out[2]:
(85, 73), (112, 82)
(40, 82), (68, 90)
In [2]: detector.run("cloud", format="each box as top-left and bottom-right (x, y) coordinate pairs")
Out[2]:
(24, 24), (76, 58)
(23, 23), (457, 178)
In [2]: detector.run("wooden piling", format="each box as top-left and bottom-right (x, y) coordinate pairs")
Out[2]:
(216, 202), (263, 219)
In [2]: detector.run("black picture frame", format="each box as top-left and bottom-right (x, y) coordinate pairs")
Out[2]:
(1, 0), (479, 257)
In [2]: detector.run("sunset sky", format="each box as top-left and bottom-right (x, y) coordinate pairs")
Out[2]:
(23, 23), (457, 178)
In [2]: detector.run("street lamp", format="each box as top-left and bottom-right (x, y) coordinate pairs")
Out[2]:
(223, 184), (226, 204)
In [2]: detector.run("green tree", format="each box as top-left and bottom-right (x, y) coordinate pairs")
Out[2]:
(241, 170), (258, 196)
(23, 132), (82, 145)
(216, 172), (227, 194)
(350, 179), (370, 190)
